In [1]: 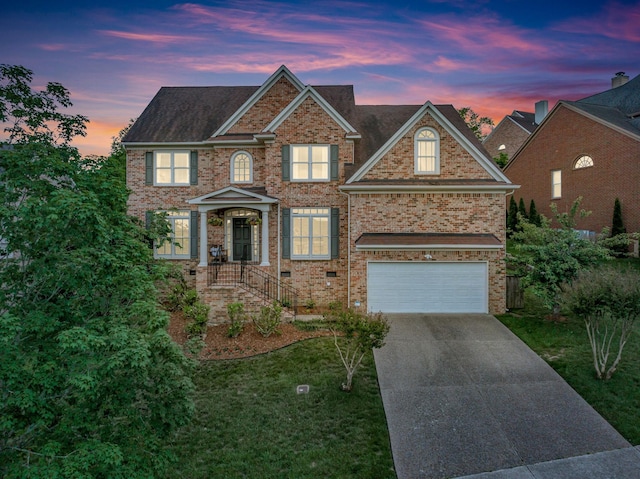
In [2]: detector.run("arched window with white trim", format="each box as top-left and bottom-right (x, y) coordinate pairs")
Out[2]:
(231, 151), (253, 183)
(574, 155), (593, 169)
(414, 127), (440, 174)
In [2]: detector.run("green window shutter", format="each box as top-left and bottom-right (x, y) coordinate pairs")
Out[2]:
(282, 208), (291, 259)
(330, 145), (339, 180)
(190, 210), (198, 259)
(190, 150), (198, 185)
(145, 211), (153, 229)
(145, 152), (154, 185)
(331, 208), (339, 259)
(281, 145), (290, 181)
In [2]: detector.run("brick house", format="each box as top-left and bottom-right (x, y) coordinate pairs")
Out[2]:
(483, 102), (547, 161)
(504, 72), (640, 235)
(123, 66), (516, 318)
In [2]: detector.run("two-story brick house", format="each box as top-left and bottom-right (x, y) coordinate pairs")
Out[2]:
(504, 72), (640, 235)
(123, 66), (517, 317)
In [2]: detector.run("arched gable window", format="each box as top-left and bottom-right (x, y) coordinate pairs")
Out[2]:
(574, 155), (594, 169)
(414, 127), (440, 174)
(231, 151), (253, 183)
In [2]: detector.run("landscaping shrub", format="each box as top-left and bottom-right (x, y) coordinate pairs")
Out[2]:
(325, 309), (390, 392)
(253, 302), (283, 337)
(562, 265), (640, 380)
(226, 302), (246, 338)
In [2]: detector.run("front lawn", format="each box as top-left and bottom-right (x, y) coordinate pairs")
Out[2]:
(163, 337), (396, 478)
(497, 290), (640, 445)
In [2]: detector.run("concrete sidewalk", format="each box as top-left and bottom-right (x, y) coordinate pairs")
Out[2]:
(373, 314), (639, 479)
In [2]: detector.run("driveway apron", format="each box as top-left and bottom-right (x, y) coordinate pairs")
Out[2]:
(373, 314), (633, 479)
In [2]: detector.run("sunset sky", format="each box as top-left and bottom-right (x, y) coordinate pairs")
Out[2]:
(2, 0), (639, 156)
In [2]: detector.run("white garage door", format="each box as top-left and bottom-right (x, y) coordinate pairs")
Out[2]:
(367, 262), (488, 313)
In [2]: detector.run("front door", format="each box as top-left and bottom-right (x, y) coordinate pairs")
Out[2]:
(232, 218), (252, 261)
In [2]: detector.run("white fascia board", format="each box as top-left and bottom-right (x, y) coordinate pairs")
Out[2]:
(339, 184), (520, 194)
(264, 86), (359, 136)
(187, 186), (277, 205)
(562, 102), (640, 142)
(355, 244), (503, 251)
(211, 65), (305, 138)
(346, 101), (512, 184)
(347, 102), (431, 183)
(123, 142), (204, 149)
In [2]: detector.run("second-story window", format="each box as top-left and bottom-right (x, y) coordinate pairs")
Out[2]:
(231, 151), (253, 183)
(155, 151), (190, 185)
(414, 128), (440, 174)
(291, 145), (330, 181)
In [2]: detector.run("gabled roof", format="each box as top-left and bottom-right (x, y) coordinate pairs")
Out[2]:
(505, 73), (640, 171)
(122, 86), (259, 144)
(211, 65), (305, 138)
(509, 110), (537, 133)
(264, 85), (360, 137)
(346, 101), (510, 184)
(187, 186), (277, 206)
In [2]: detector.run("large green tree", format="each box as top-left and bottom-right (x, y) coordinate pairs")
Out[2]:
(509, 197), (611, 319)
(0, 65), (194, 477)
(457, 106), (494, 141)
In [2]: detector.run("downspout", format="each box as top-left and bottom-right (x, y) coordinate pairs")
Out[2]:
(277, 202), (281, 300)
(339, 189), (351, 306)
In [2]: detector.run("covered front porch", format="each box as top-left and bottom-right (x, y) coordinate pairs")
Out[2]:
(187, 186), (279, 268)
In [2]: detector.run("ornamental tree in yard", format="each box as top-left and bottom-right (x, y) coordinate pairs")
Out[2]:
(0, 65), (194, 478)
(563, 266), (640, 380)
(327, 309), (390, 392)
(509, 197), (611, 320)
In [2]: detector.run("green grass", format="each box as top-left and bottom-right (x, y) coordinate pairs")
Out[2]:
(163, 337), (396, 479)
(497, 290), (640, 445)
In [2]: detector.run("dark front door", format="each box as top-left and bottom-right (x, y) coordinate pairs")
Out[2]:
(232, 218), (252, 261)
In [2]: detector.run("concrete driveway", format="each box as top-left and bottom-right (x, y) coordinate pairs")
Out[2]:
(373, 314), (639, 479)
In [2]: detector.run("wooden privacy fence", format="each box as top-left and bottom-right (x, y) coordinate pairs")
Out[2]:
(506, 275), (524, 309)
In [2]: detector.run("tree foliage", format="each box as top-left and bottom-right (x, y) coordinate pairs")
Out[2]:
(518, 197), (527, 220)
(509, 197), (611, 318)
(528, 199), (541, 227)
(1, 64), (88, 145)
(507, 196), (518, 237)
(493, 151), (508, 169)
(457, 106), (494, 141)
(563, 266), (640, 380)
(0, 65), (194, 477)
(611, 197), (626, 237)
(327, 309), (389, 392)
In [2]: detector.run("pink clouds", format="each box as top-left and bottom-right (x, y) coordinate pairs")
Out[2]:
(554, 2), (640, 43)
(99, 30), (204, 44)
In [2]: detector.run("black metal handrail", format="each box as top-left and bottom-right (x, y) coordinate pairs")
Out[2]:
(207, 261), (298, 317)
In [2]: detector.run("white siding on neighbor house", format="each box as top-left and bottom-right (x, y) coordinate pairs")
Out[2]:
(367, 261), (488, 313)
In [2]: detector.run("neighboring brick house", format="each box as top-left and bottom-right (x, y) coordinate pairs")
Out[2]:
(123, 66), (516, 318)
(483, 102), (547, 161)
(504, 72), (640, 235)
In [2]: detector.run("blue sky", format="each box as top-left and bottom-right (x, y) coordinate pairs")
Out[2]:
(2, 0), (639, 156)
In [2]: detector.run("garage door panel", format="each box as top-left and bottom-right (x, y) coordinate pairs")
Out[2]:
(367, 262), (487, 313)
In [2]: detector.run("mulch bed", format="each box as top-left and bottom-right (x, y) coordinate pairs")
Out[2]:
(168, 311), (334, 360)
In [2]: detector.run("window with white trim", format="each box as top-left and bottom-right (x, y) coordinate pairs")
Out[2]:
(551, 170), (562, 199)
(231, 151), (253, 183)
(292, 208), (330, 259)
(155, 210), (191, 258)
(155, 151), (190, 185)
(414, 127), (440, 174)
(574, 155), (594, 169)
(291, 145), (329, 181)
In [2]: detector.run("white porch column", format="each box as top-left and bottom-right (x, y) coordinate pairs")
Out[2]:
(260, 209), (270, 266)
(198, 208), (208, 267)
